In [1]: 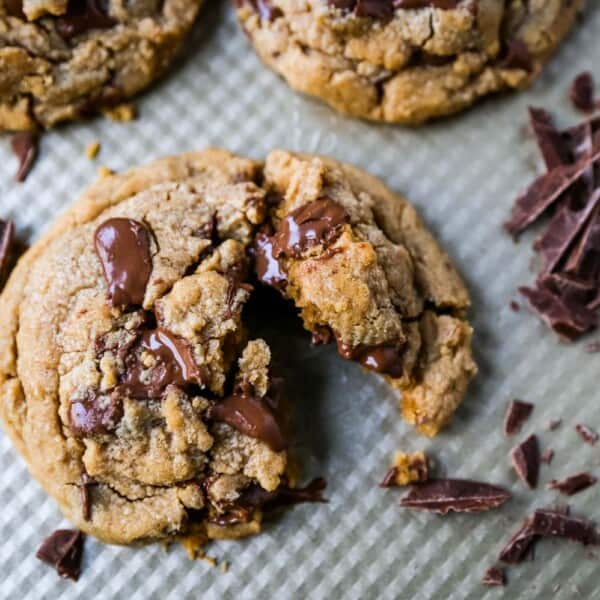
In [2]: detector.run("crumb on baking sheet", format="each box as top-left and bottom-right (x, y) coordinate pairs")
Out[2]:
(103, 103), (137, 122)
(85, 141), (100, 160)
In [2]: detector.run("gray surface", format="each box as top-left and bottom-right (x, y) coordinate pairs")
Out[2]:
(1, 2), (600, 598)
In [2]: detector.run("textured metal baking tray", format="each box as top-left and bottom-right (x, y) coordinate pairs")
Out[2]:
(1, 2), (600, 598)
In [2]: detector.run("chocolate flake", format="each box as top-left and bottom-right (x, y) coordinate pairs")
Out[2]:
(570, 72), (597, 113)
(380, 467), (399, 488)
(541, 448), (554, 465)
(575, 423), (598, 445)
(11, 131), (38, 182)
(481, 566), (506, 587)
(549, 472), (597, 496)
(503, 399), (534, 435)
(548, 419), (562, 431)
(36, 529), (84, 581)
(510, 434), (540, 488)
(399, 479), (511, 514)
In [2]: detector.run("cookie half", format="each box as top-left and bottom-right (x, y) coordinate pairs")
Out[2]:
(234, 1), (581, 124)
(0, 149), (474, 546)
(0, 0), (202, 130)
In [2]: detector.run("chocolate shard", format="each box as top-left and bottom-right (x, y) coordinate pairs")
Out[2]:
(503, 399), (534, 435)
(570, 72), (597, 113)
(575, 423), (598, 445)
(481, 566), (506, 587)
(36, 529), (84, 581)
(380, 467), (399, 488)
(530, 509), (598, 546)
(505, 147), (600, 237)
(510, 434), (540, 488)
(399, 479), (511, 514)
(94, 218), (153, 310)
(529, 107), (569, 170)
(549, 472), (597, 496)
(548, 419), (562, 431)
(11, 131), (39, 182)
(80, 473), (97, 521)
(541, 448), (554, 465)
(499, 518), (537, 564)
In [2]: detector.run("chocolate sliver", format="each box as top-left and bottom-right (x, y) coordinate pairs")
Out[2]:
(118, 329), (205, 399)
(503, 399), (534, 436)
(253, 231), (287, 290)
(94, 218), (153, 309)
(36, 529), (84, 581)
(208, 393), (287, 452)
(80, 473), (97, 521)
(575, 423), (598, 445)
(564, 196), (600, 281)
(510, 434), (540, 488)
(273, 198), (349, 258)
(570, 72), (597, 113)
(11, 131), (38, 182)
(505, 148), (600, 237)
(530, 509), (598, 546)
(56, 0), (116, 40)
(380, 467), (399, 488)
(399, 479), (511, 514)
(541, 448), (554, 464)
(529, 107), (570, 170)
(549, 473), (597, 496)
(499, 518), (537, 564)
(69, 390), (123, 437)
(481, 566), (506, 587)
(0, 220), (15, 290)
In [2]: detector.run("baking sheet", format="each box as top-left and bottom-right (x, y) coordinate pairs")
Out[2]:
(1, 2), (600, 598)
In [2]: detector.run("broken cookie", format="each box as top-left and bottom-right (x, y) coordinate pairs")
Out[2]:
(380, 451), (428, 487)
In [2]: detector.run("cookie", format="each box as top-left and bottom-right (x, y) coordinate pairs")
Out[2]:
(256, 151), (476, 435)
(0, 149), (474, 546)
(234, 1), (581, 124)
(0, 0), (202, 131)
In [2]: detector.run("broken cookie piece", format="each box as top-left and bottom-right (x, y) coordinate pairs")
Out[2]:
(380, 451), (428, 487)
(255, 151), (476, 436)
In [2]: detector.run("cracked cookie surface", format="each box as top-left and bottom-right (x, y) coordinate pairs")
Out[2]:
(234, 0), (581, 124)
(0, 149), (474, 546)
(0, 0), (202, 131)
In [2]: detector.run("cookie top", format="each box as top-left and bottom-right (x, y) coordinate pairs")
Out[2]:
(0, 0), (202, 130)
(0, 149), (475, 545)
(235, 1), (581, 124)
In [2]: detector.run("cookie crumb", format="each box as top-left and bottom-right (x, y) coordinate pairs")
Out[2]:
(220, 560), (229, 574)
(85, 141), (101, 160)
(380, 451), (428, 487)
(103, 103), (137, 122)
(97, 166), (114, 179)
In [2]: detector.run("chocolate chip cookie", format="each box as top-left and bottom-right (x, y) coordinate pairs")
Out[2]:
(234, 1), (581, 124)
(0, 149), (474, 547)
(0, 0), (202, 131)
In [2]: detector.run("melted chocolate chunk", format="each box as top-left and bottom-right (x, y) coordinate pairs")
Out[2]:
(36, 529), (84, 581)
(399, 479), (511, 514)
(337, 339), (405, 378)
(0, 219), (15, 290)
(245, 0), (282, 21)
(570, 72), (597, 113)
(502, 39), (533, 72)
(5, 0), (25, 18)
(11, 131), (38, 182)
(549, 472), (597, 496)
(208, 392), (287, 452)
(69, 390), (123, 437)
(395, 0), (461, 8)
(354, 0), (394, 19)
(211, 478), (327, 525)
(328, 0), (460, 16)
(56, 0), (116, 40)
(481, 566), (506, 587)
(575, 423), (598, 445)
(273, 198), (349, 258)
(503, 399), (534, 436)
(118, 328), (205, 399)
(510, 434), (540, 489)
(253, 231), (287, 290)
(94, 218), (153, 309)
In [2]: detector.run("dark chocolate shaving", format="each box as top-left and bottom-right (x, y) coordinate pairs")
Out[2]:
(549, 472), (597, 496)
(380, 467), (399, 488)
(36, 529), (84, 581)
(0, 219), (15, 290)
(503, 399), (534, 435)
(399, 479), (511, 514)
(575, 423), (598, 445)
(510, 434), (540, 488)
(570, 72), (597, 113)
(481, 566), (506, 587)
(11, 131), (39, 182)
(541, 448), (554, 465)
